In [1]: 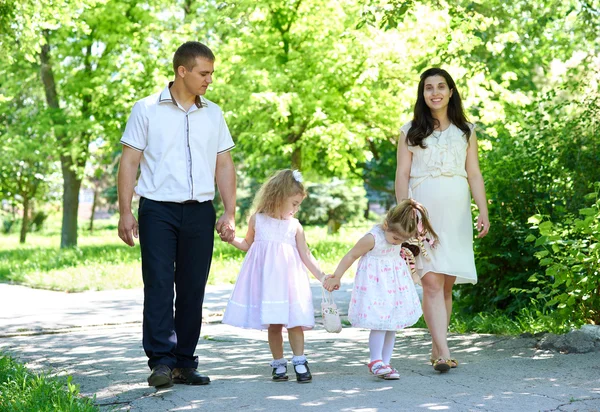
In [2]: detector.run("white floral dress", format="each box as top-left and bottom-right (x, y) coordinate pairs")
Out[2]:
(348, 225), (423, 331)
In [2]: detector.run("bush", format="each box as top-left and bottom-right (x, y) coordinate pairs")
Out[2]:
(514, 182), (600, 331)
(297, 179), (367, 233)
(0, 354), (98, 411)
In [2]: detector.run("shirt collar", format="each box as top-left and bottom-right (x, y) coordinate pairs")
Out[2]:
(158, 82), (207, 109)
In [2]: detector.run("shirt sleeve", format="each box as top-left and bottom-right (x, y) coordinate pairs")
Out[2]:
(217, 111), (235, 154)
(400, 121), (412, 137)
(120, 101), (148, 151)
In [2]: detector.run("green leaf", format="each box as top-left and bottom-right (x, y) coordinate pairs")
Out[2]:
(528, 214), (543, 225)
(525, 234), (536, 242)
(538, 221), (553, 236)
(579, 207), (597, 216)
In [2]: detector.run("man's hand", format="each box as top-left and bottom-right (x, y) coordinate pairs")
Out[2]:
(118, 212), (139, 247)
(216, 213), (235, 242)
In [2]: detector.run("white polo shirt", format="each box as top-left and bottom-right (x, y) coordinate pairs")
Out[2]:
(120, 83), (235, 203)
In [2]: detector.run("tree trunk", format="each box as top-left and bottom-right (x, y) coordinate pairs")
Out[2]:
(291, 146), (302, 170)
(41, 31), (84, 248)
(89, 186), (98, 233)
(61, 156), (82, 248)
(19, 196), (29, 244)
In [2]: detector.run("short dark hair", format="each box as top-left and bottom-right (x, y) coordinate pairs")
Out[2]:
(173, 41), (215, 74)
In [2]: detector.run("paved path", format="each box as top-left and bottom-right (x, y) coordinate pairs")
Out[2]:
(1, 282), (599, 411)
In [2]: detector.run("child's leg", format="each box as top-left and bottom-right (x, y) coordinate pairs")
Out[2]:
(268, 324), (285, 359)
(287, 326), (308, 374)
(382, 331), (396, 365)
(368, 330), (392, 376)
(268, 324), (287, 375)
(369, 330), (386, 362)
(287, 326), (305, 356)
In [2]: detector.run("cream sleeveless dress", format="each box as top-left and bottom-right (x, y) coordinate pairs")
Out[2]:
(400, 122), (477, 284)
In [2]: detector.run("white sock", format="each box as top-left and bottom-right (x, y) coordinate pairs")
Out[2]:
(382, 331), (396, 365)
(369, 330), (386, 363)
(292, 355), (307, 374)
(270, 358), (287, 374)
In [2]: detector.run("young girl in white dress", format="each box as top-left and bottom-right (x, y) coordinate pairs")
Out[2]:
(323, 199), (438, 379)
(222, 169), (326, 383)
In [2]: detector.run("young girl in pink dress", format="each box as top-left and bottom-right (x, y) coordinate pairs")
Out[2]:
(324, 199), (438, 379)
(222, 169), (326, 383)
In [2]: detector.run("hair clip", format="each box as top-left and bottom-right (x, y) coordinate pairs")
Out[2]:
(292, 170), (303, 183)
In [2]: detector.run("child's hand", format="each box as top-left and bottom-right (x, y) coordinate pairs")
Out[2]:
(323, 275), (341, 292)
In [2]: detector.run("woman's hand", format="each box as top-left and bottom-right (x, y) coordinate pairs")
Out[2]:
(476, 214), (490, 238)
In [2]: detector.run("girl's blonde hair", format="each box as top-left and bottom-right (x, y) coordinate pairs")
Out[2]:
(384, 199), (439, 242)
(253, 169), (306, 217)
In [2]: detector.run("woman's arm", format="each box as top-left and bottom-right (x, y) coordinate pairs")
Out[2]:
(395, 131), (413, 203)
(296, 223), (326, 282)
(323, 234), (375, 292)
(465, 129), (490, 238)
(228, 214), (256, 251)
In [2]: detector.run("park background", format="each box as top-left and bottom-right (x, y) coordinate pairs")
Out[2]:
(1, 0), (599, 348)
(1, 0), (599, 408)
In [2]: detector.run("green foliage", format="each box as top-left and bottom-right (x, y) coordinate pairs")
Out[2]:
(0, 216), (366, 290)
(297, 179), (368, 232)
(514, 183), (600, 330)
(0, 354), (98, 412)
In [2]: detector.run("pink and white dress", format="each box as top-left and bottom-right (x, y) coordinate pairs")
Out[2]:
(222, 213), (315, 330)
(348, 225), (423, 331)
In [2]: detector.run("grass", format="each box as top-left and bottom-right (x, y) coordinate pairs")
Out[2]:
(0, 354), (98, 412)
(2, 214), (563, 335)
(0, 214), (367, 291)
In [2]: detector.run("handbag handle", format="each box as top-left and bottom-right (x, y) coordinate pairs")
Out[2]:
(321, 287), (336, 305)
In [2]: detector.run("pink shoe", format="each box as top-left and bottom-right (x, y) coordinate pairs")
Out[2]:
(383, 365), (400, 380)
(367, 360), (392, 376)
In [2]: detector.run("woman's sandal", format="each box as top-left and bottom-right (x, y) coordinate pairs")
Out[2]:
(430, 357), (458, 368)
(432, 358), (452, 372)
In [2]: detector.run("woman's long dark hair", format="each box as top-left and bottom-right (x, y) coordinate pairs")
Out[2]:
(406, 68), (471, 148)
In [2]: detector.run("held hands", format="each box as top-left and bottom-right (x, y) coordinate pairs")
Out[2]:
(323, 275), (341, 292)
(216, 214), (235, 242)
(476, 213), (490, 238)
(118, 212), (138, 247)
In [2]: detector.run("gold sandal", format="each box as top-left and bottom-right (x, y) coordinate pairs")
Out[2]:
(432, 358), (451, 372)
(431, 357), (458, 368)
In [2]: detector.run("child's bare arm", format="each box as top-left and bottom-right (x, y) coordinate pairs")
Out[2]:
(228, 214), (256, 252)
(323, 234), (375, 292)
(295, 223), (325, 282)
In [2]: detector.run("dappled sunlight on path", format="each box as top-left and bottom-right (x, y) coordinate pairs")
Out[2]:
(1, 282), (599, 411)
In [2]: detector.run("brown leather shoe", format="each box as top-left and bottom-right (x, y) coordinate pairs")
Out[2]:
(147, 364), (173, 387)
(172, 368), (211, 385)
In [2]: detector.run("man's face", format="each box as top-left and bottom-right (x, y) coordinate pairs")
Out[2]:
(181, 57), (214, 96)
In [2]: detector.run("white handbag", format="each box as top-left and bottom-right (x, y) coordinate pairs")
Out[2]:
(321, 288), (343, 333)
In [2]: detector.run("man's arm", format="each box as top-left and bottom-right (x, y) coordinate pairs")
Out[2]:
(215, 151), (236, 242)
(117, 146), (143, 246)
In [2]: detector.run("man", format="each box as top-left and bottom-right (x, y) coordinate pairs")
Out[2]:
(117, 41), (236, 388)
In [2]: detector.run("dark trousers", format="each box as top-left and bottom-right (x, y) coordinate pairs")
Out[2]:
(138, 197), (215, 370)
